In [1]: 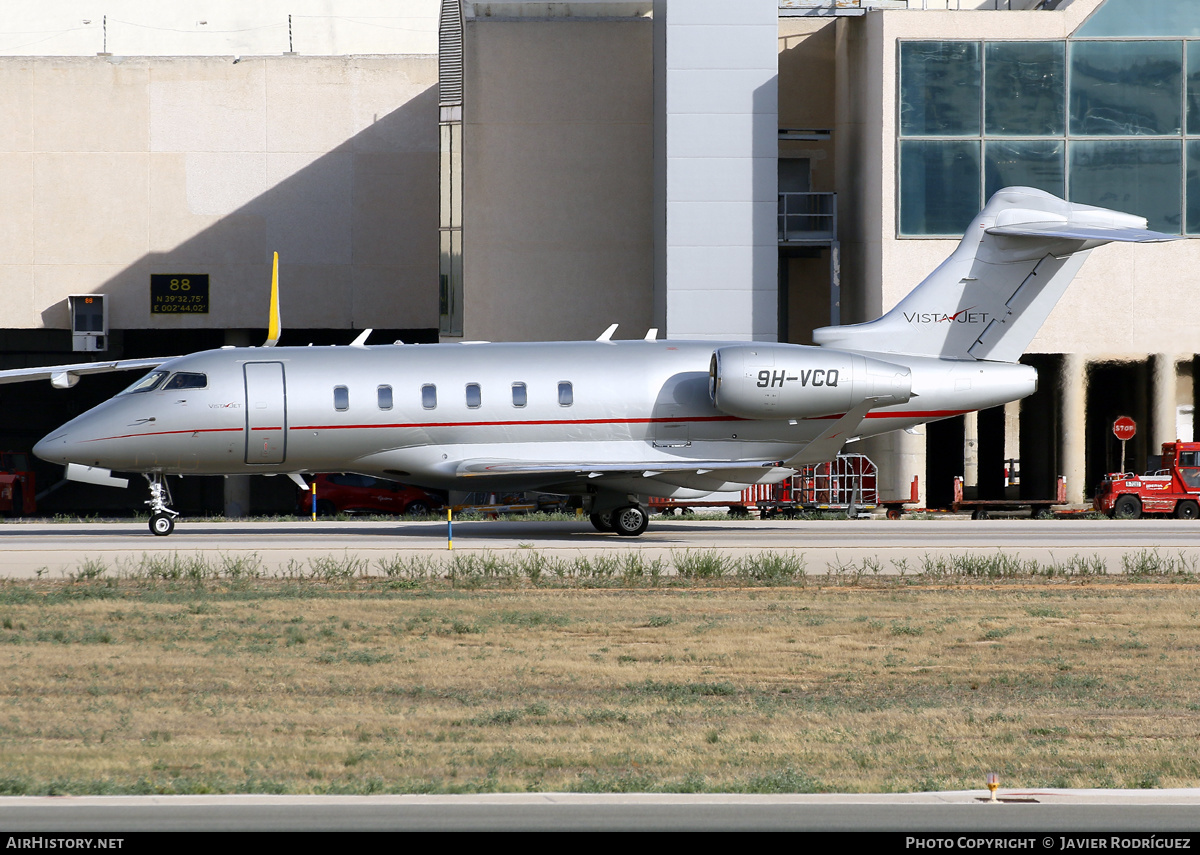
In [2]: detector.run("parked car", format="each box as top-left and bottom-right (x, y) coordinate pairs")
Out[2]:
(298, 473), (446, 517)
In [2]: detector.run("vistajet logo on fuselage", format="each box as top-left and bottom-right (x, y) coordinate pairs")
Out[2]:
(903, 306), (989, 325)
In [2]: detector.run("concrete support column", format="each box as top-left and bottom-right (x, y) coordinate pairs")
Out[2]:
(653, 0), (778, 340)
(223, 329), (251, 518)
(1152, 353), (1179, 449)
(1059, 352), (1087, 504)
(963, 410), (978, 488)
(861, 428), (925, 508)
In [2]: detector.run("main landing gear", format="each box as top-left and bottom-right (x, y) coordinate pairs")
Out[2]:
(589, 504), (649, 537)
(145, 474), (179, 536)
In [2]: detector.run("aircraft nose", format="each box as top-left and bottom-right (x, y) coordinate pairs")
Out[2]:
(33, 431), (72, 464)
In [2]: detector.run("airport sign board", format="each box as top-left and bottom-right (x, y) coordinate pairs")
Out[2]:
(151, 274), (209, 314)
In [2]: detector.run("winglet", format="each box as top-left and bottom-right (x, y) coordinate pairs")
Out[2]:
(264, 252), (281, 347)
(783, 397), (881, 468)
(596, 323), (618, 342)
(350, 329), (373, 347)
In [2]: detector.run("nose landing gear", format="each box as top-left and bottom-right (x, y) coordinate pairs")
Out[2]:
(145, 474), (179, 536)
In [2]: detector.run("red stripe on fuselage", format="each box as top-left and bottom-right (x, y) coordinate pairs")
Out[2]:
(79, 409), (956, 443)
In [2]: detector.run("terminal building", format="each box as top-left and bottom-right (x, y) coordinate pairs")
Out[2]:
(0, 0), (1195, 514)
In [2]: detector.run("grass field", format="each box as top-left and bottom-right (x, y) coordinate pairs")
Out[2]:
(1, 552), (1198, 795)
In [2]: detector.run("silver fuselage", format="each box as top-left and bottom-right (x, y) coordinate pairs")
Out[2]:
(33, 340), (1035, 497)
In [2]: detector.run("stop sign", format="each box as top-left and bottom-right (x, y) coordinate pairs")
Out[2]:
(1113, 416), (1137, 441)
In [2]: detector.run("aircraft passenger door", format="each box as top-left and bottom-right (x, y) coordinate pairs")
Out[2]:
(244, 362), (287, 464)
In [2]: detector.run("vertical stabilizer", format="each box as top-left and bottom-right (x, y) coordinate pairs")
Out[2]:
(812, 187), (1177, 362)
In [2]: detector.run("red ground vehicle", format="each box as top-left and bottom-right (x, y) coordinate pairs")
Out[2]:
(298, 473), (446, 517)
(1094, 441), (1200, 519)
(0, 452), (35, 517)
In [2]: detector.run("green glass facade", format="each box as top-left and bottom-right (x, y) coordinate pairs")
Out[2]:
(899, 5), (1200, 237)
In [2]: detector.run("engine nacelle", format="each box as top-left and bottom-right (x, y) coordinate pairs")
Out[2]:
(709, 344), (912, 420)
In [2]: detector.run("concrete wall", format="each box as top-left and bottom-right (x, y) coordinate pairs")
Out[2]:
(0, 55), (439, 334)
(654, 0), (778, 342)
(0, 1), (440, 57)
(462, 18), (653, 342)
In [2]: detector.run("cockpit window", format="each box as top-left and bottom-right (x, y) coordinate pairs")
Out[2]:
(120, 370), (169, 395)
(163, 372), (207, 390)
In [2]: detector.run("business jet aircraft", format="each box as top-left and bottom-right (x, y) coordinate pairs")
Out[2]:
(15, 187), (1177, 536)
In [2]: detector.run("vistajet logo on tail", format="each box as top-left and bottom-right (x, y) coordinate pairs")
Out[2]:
(904, 306), (989, 324)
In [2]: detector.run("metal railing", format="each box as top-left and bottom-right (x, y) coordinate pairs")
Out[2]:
(779, 1), (1049, 12)
(778, 192), (836, 243)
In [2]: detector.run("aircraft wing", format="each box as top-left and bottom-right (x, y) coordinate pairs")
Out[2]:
(985, 222), (1180, 243)
(456, 459), (789, 478)
(0, 357), (173, 389)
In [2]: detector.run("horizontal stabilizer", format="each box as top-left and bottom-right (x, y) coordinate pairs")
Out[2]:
(986, 222), (1178, 243)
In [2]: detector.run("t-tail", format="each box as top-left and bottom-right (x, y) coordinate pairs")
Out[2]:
(812, 187), (1178, 362)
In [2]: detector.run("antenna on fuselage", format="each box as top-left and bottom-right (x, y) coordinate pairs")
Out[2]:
(264, 252), (281, 347)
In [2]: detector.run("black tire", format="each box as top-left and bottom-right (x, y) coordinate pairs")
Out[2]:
(1175, 500), (1199, 520)
(971, 509), (990, 521)
(150, 513), (175, 536)
(1112, 495), (1142, 520)
(589, 513), (614, 533)
(405, 500), (430, 517)
(612, 505), (649, 537)
(315, 500), (336, 517)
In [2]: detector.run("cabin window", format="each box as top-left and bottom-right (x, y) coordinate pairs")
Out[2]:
(466, 383), (481, 409)
(377, 385), (393, 410)
(163, 372), (208, 391)
(121, 370), (169, 395)
(558, 381), (573, 407)
(333, 386), (349, 411)
(421, 384), (437, 409)
(512, 382), (527, 408)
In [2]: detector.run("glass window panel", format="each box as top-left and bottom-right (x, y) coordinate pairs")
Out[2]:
(1186, 140), (1200, 234)
(1187, 43), (1200, 135)
(163, 372), (208, 391)
(421, 384), (437, 410)
(984, 140), (1065, 201)
(899, 140), (981, 236)
(466, 383), (481, 409)
(985, 42), (1064, 136)
(899, 41), (981, 137)
(512, 382), (527, 408)
(1070, 140), (1182, 233)
(1070, 41), (1182, 136)
(1075, 0), (1200, 38)
(377, 385), (393, 410)
(333, 386), (349, 412)
(558, 381), (573, 407)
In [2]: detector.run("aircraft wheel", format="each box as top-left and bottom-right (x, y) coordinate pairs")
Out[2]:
(150, 513), (175, 537)
(1112, 495), (1142, 520)
(1175, 500), (1199, 520)
(612, 505), (649, 537)
(315, 500), (336, 517)
(589, 513), (614, 533)
(405, 500), (430, 518)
